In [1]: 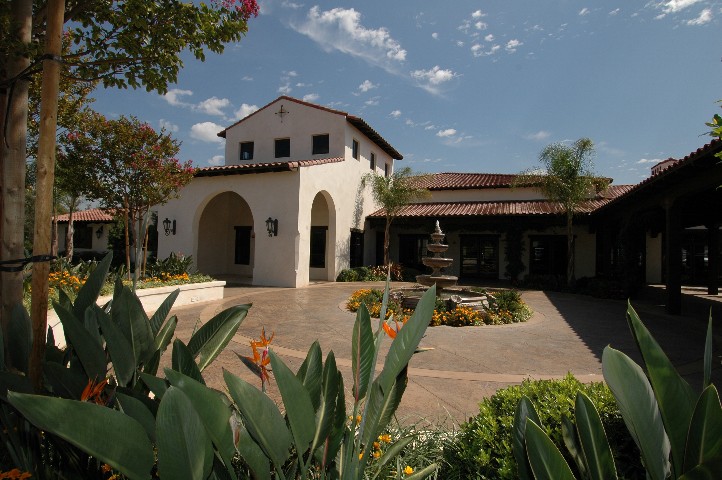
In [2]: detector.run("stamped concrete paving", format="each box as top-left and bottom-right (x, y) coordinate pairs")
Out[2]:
(169, 282), (721, 427)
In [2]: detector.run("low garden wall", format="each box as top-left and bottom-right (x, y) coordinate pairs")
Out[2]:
(48, 280), (226, 347)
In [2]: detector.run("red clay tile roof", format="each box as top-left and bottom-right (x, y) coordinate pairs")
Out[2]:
(368, 185), (633, 218)
(415, 173), (519, 190)
(216, 96), (402, 160)
(195, 157), (345, 177)
(55, 208), (115, 223)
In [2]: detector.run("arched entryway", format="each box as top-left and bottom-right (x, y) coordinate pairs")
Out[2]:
(309, 191), (336, 281)
(197, 191), (255, 280)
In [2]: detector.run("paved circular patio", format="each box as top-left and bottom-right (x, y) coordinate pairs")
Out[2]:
(169, 282), (720, 426)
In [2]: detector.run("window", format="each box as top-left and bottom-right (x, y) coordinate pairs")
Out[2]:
(234, 226), (251, 265)
(350, 230), (364, 268)
(529, 235), (567, 276)
(384, 163), (390, 177)
(370, 152), (376, 170)
(310, 226), (327, 268)
(398, 234), (430, 269)
(275, 138), (290, 158)
(312, 134), (329, 155)
(460, 235), (499, 278)
(240, 142), (254, 161)
(73, 226), (93, 249)
(352, 139), (360, 160)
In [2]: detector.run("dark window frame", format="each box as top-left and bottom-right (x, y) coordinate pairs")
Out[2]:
(370, 152), (376, 170)
(310, 226), (328, 268)
(240, 141), (254, 161)
(275, 138), (290, 158)
(312, 134), (330, 155)
(352, 139), (360, 160)
(384, 163), (390, 177)
(529, 235), (567, 276)
(73, 225), (93, 249)
(234, 226), (252, 265)
(398, 234), (430, 270)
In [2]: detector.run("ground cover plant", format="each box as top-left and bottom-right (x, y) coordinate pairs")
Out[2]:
(3, 253), (439, 479)
(346, 288), (532, 326)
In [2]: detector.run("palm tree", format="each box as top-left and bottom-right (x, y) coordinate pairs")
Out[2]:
(517, 138), (609, 286)
(362, 167), (430, 266)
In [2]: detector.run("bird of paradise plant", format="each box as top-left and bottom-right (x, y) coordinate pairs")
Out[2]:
(238, 327), (274, 391)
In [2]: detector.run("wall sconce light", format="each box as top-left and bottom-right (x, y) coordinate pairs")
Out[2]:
(95, 225), (104, 239)
(265, 217), (278, 237)
(163, 217), (176, 236)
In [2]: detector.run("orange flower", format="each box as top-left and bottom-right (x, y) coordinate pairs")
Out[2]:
(382, 317), (407, 339)
(81, 378), (110, 405)
(242, 328), (274, 389)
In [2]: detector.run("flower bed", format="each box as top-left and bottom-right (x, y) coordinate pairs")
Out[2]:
(346, 288), (532, 326)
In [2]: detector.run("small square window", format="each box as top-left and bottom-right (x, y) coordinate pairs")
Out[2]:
(275, 138), (290, 158)
(352, 139), (360, 160)
(240, 142), (254, 161)
(370, 152), (376, 170)
(312, 134), (329, 155)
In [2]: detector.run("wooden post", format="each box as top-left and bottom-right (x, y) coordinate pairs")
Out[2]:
(664, 199), (682, 315)
(707, 223), (719, 296)
(29, 0), (66, 391)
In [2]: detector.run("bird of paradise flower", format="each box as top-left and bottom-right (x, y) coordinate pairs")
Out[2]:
(237, 327), (274, 392)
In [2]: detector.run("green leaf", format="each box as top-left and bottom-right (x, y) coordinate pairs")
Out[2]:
(7, 305), (31, 374)
(187, 304), (250, 372)
(149, 288), (179, 336)
(513, 396), (542, 480)
(575, 392), (617, 480)
(73, 252), (112, 320)
(404, 464), (439, 480)
(683, 384), (722, 472)
(139, 372), (168, 399)
(309, 351), (340, 457)
(96, 306), (137, 386)
(679, 458), (722, 480)
(703, 314), (712, 390)
(561, 415), (587, 478)
(321, 372), (347, 467)
(157, 386), (213, 480)
(602, 346), (671, 480)
(352, 303), (374, 402)
(297, 341), (323, 411)
(269, 350), (315, 459)
(154, 314), (178, 353)
(117, 392), (156, 442)
(374, 435), (414, 471)
(172, 339), (205, 385)
(223, 369), (292, 469)
(237, 424), (271, 480)
(43, 362), (86, 399)
(54, 302), (106, 380)
(361, 368), (408, 462)
(525, 419), (576, 480)
(83, 308), (103, 347)
(112, 285), (154, 366)
(165, 369), (237, 478)
(626, 302), (696, 477)
(8, 392), (153, 480)
(376, 285), (435, 393)
(143, 349), (162, 377)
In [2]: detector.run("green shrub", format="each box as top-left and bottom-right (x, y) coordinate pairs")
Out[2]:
(441, 374), (642, 479)
(337, 268), (360, 282)
(146, 251), (194, 278)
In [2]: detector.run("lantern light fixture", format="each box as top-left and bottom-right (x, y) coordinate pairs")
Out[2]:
(163, 217), (176, 236)
(265, 217), (278, 237)
(95, 225), (104, 239)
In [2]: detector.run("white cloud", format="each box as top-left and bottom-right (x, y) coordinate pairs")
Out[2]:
(164, 88), (193, 106)
(287, 70), (298, 77)
(190, 122), (224, 143)
(159, 119), (179, 133)
(506, 39), (523, 53)
(526, 130), (551, 141)
(687, 7), (712, 24)
(291, 7), (406, 74)
(637, 158), (663, 164)
(485, 34), (494, 41)
(579, 7), (590, 16)
(471, 10), (486, 18)
(661, 0), (702, 13)
(282, 1), (302, 9)
(196, 96), (230, 116)
(410, 66), (456, 85)
(609, 8), (620, 15)
(278, 83), (292, 94)
(359, 80), (377, 92)
(437, 128), (457, 137)
(365, 97), (380, 106)
(390, 110), (401, 118)
(475, 21), (488, 30)
(234, 103), (259, 120)
(241, 75), (254, 81)
(456, 40), (465, 47)
(303, 93), (320, 102)
(431, 32), (439, 39)
(472, 43), (501, 57)
(208, 155), (224, 166)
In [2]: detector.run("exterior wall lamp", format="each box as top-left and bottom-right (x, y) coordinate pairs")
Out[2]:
(163, 217), (176, 236)
(265, 217), (278, 237)
(95, 225), (104, 239)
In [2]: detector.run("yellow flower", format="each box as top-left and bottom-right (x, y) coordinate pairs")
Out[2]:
(404, 465), (414, 475)
(373, 441), (380, 449)
(373, 450), (381, 458)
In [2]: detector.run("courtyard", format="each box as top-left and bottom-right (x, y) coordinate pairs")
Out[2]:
(169, 281), (722, 426)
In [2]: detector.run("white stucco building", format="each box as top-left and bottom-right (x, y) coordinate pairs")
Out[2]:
(157, 96), (402, 287)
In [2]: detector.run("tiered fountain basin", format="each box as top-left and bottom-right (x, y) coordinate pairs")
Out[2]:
(394, 285), (490, 311)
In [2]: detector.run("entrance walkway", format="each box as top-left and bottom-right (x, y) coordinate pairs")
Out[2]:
(169, 282), (721, 426)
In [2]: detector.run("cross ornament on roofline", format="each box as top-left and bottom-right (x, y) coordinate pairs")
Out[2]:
(275, 105), (289, 122)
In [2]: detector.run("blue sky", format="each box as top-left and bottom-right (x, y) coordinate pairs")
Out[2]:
(92, 0), (722, 185)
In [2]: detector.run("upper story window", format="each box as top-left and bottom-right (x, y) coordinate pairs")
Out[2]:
(240, 141), (254, 161)
(370, 152), (376, 170)
(312, 134), (329, 155)
(352, 139), (360, 160)
(384, 162), (390, 177)
(275, 138), (290, 158)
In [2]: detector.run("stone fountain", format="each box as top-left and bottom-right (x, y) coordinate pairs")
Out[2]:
(415, 221), (458, 291)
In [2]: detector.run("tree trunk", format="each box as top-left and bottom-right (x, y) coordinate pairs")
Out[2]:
(65, 204), (75, 260)
(566, 210), (575, 287)
(51, 203), (58, 257)
(123, 202), (131, 280)
(30, 0), (66, 391)
(0, 0), (32, 337)
(383, 216), (392, 266)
